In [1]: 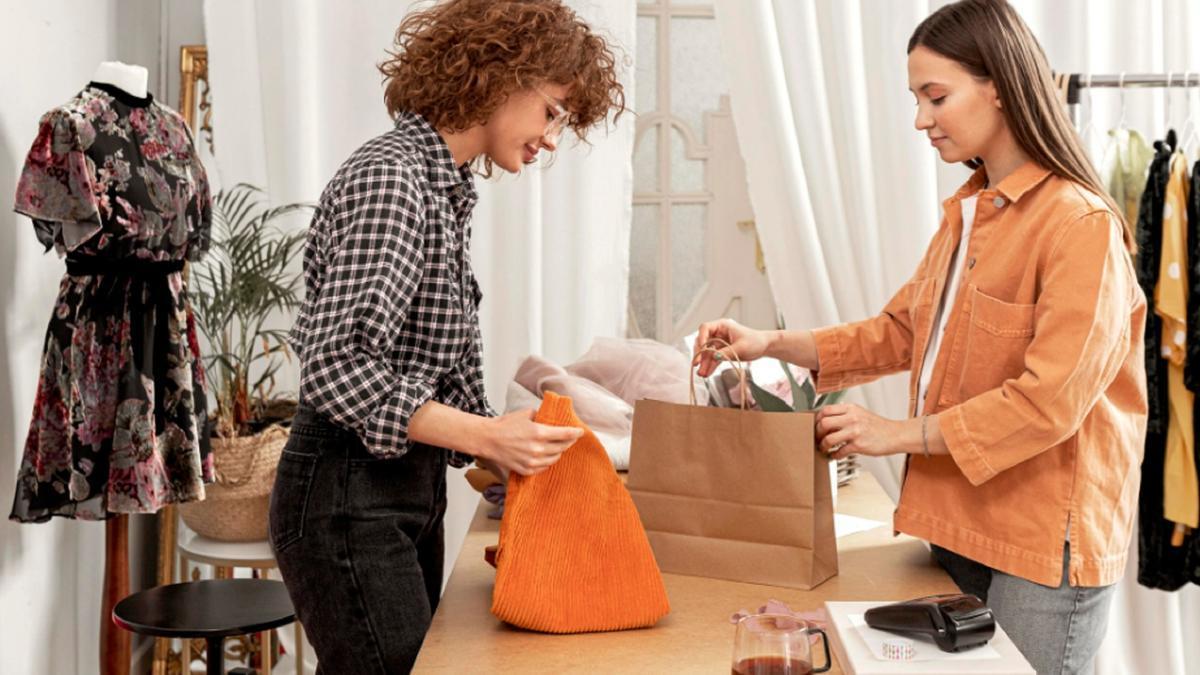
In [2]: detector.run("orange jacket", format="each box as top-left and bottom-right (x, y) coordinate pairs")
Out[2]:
(812, 162), (1147, 587)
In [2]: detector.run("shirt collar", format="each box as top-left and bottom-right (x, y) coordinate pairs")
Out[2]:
(393, 111), (476, 196)
(945, 161), (1052, 208)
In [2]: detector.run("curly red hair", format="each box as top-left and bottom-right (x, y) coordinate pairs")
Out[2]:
(379, 0), (626, 172)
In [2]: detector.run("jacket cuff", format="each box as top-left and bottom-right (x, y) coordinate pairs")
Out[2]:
(939, 406), (997, 486)
(811, 326), (847, 394)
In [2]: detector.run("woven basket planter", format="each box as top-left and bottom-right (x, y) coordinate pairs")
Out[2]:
(180, 424), (288, 542)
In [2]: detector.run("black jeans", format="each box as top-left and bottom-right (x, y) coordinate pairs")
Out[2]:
(269, 406), (448, 674)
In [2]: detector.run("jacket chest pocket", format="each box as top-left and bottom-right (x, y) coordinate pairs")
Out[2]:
(957, 285), (1036, 401)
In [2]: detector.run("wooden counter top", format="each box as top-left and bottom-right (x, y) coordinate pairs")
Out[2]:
(414, 473), (958, 673)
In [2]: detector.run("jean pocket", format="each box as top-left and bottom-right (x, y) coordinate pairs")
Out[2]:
(268, 442), (321, 553)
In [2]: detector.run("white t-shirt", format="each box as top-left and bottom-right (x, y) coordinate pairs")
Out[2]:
(916, 193), (979, 411)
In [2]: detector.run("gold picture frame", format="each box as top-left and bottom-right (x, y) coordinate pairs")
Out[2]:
(151, 44), (213, 675)
(179, 45), (215, 154)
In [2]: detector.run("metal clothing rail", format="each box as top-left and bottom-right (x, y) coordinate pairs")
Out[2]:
(1062, 72), (1200, 127)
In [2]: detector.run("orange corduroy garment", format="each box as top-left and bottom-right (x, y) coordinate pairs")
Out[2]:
(491, 392), (671, 633)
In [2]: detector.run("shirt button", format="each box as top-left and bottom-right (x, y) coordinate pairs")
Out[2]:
(968, 257), (976, 269)
(993, 196), (1006, 208)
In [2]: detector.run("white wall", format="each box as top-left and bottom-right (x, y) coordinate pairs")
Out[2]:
(0, 3), (188, 673)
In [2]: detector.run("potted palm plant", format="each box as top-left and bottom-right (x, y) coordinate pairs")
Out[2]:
(180, 183), (311, 541)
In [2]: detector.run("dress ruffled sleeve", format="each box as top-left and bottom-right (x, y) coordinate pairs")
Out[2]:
(182, 122), (212, 262)
(14, 109), (103, 255)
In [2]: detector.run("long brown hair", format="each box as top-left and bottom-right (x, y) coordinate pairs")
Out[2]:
(908, 0), (1134, 252)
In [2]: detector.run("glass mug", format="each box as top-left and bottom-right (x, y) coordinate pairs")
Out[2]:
(732, 613), (832, 675)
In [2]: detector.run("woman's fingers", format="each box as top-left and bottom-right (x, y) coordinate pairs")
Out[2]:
(694, 322), (713, 361)
(819, 428), (854, 454)
(815, 413), (841, 439)
(694, 322), (721, 376)
(829, 443), (855, 461)
(537, 423), (584, 443)
(816, 406), (859, 458)
(816, 404), (851, 420)
(695, 320), (739, 377)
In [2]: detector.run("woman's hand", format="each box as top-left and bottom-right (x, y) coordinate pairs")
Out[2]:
(473, 409), (584, 476)
(692, 318), (775, 377)
(815, 403), (916, 460)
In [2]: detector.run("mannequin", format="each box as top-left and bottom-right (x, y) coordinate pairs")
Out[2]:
(93, 59), (148, 675)
(15, 58), (213, 675)
(91, 61), (148, 98)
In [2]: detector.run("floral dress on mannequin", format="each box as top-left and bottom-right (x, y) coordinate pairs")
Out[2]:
(10, 82), (214, 522)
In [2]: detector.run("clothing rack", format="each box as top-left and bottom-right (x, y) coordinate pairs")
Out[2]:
(1063, 72), (1200, 127)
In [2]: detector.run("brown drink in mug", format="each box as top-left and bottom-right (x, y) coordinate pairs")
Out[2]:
(732, 614), (831, 675)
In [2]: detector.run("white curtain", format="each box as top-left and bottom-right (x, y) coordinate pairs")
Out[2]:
(202, 1), (634, 667)
(714, 1), (1200, 673)
(712, 0), (942, 502)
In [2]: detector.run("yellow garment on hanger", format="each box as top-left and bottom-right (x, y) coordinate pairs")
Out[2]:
(1158, 152), (1197, 532)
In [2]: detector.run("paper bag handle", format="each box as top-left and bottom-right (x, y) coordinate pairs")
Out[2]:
(691, 338), (749, 410)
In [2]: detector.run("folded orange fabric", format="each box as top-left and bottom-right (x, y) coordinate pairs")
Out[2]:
(491, 392), (671, 633)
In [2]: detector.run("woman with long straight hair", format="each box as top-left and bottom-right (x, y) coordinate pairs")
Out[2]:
(695, 1), (1144, 672)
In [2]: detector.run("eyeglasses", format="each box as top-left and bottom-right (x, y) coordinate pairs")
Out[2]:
(537, 88), (570, 142)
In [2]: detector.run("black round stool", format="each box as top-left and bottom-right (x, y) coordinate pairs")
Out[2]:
(113, 578), (295, 675)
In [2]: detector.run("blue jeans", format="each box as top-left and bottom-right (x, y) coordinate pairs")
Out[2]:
(931, 544), (1116, 674)
(269, 406), (448, 674)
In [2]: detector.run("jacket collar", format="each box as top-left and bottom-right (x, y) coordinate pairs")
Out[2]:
(945, 161), (1053, 208)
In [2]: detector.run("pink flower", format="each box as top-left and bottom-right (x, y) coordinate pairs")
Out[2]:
(129, 109), (149, 134)
(115, 196), (144, 235)
(141, 141), (169, 161)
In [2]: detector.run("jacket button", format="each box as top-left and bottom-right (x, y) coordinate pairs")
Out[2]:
(993, 196), (1006, 208)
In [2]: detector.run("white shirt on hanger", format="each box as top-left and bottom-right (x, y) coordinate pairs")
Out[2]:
(917, 193), (979, 410)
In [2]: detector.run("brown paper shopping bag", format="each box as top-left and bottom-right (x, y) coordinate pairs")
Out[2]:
(626, 347), (838, 590)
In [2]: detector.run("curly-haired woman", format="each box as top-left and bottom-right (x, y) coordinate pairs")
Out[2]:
(268, 1), (625, 670)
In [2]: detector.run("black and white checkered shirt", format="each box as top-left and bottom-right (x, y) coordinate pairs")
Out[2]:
(290, 111), (493, 465)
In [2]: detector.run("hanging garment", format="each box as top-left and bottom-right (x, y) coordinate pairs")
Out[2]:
(1137, 131), (1191, 590)
(491, 392), (670, 633)
(1103, 128), (1156, 228)
(1158, 152), (1197, 537)
(1187, 158), (1200, 584)
(1187, 158), (1200, 390)
(9, 82), (213, 522)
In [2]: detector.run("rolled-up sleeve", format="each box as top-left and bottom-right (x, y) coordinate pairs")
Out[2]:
(939, 211), (1137, 485)
(301, 162), (434, 457)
